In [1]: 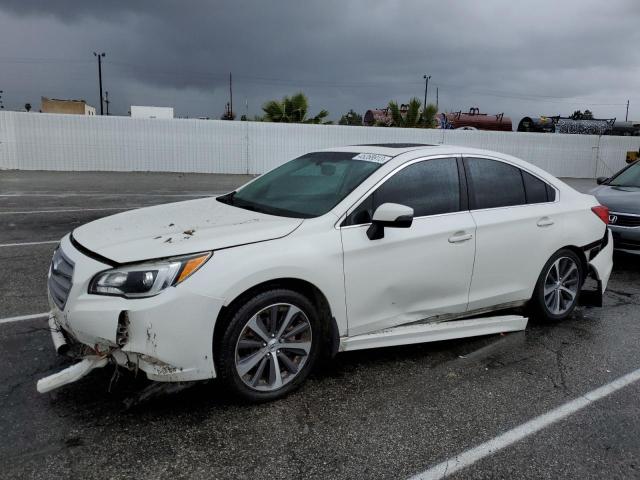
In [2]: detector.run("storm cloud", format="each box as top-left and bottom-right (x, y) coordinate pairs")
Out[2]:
(0, 0), (638, 122)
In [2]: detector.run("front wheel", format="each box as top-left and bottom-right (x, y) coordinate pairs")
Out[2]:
(216, 289), (320, 402)
(531, 249), (584, 321)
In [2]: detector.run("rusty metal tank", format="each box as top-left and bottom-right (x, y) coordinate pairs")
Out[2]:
(444, 108), (512, 131)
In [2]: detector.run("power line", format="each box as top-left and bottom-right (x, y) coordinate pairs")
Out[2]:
(0, 56), (630, 107)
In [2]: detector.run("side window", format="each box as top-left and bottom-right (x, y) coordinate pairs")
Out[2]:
(466, 157), (526, 209)
(546, 183), (556, 202)
(346, 158), (460, 225)
(522, 171), (554, 204)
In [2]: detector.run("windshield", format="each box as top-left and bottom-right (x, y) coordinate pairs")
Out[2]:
(217, 152), (385, 218)
(609, 161), (640, 187)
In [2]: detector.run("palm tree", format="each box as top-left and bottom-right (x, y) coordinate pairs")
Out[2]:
(388, 98), (422, 128)
(305, 109), (331, 124)
(339, 109), (363, 126)
(387, 97), (438, 128)
(422, 103), (438, 128)
(262, 92), (331, 124)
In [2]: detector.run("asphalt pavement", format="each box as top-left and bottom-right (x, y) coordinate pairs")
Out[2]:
(1, 171), (639, 480)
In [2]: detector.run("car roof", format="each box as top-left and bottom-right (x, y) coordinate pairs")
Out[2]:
(318, 143), (565, 187)
(319, 143), (509, 159)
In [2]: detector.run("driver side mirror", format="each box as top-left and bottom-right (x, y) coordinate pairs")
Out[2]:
(366, 203), (414, 240)
(596, 176), (609, 185)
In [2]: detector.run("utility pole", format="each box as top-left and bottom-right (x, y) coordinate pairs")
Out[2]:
(436, 87), (439, 112)
(229, 72), (233, 120)
(0, 90), (3, 110)
(104, 91), (110, 116)
(93, 52), (106, 115)
(626, 100), (630, 122)
(423, 74), (431, 125)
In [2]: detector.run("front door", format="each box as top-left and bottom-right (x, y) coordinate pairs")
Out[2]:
(340, 157), (476, 336)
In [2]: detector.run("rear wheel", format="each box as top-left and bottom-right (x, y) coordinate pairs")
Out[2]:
(216, 289), (320, 402)
(531, 249), (584, 321)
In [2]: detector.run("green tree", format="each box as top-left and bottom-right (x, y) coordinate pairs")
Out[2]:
(570, 110), (594, 120)
(262, 92), (331, 124)
(339, 109), (363, 126)
(387, 97), (438, 128)
(422, 103), (438, 128)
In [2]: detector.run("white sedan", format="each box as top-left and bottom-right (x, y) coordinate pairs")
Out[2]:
(40, 144), (613, 401)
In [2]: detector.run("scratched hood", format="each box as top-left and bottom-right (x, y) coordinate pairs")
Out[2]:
(72, 197), (303, 263)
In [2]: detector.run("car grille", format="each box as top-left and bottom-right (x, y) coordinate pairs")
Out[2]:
(609, 212), (640, 228)
(48, 247), (75, 310)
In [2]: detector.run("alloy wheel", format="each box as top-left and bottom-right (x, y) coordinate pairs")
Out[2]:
(234, 303), (312, 392)
(543, 256), (580, 315)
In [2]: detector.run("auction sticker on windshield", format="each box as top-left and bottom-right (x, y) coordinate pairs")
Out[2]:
(352, 153), (392, 163)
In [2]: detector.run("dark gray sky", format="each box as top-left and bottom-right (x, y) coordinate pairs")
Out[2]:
(0, 0), (638, 123)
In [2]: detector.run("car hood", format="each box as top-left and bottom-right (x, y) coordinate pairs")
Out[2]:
(72, 197), (303, 263)
(589, 185), (640, 214)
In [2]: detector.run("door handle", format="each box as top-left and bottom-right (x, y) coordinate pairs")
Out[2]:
(448, 232), (473, 243)
(537, 217), (554, 227)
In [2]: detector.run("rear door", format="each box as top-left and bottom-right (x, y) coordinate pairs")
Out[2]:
(340, 156), (476, 336)
(464, 156), (561, 311)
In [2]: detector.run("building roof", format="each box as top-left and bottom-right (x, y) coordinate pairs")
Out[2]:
(42, 97), (90, 104)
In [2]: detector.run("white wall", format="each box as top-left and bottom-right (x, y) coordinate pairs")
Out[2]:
(1, 111), (638, 177)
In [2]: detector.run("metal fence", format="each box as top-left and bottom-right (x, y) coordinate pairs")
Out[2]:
(1, 111), (638, 177)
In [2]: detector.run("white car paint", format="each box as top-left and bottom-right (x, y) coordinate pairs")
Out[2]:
(341, 207), (476, 336)
(41, 145), (613, 390)
(72, 197), (303, 263)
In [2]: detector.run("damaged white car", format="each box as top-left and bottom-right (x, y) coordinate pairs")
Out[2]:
(39, 144), (613, 401)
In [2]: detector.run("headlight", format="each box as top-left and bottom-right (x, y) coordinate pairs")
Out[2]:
(89, 252), (211, 298)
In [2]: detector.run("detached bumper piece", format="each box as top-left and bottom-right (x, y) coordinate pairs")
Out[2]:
(37, 314), (108, 394)
(37, 356), (108, 394)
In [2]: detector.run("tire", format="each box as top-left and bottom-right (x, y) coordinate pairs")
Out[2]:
(215, 289), (321, 402)
(530, 248), (584, 321)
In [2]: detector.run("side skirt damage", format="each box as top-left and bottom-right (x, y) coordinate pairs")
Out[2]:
(339, 315), (528, 352)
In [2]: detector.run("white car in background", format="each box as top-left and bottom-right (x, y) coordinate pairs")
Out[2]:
(41, 144), (613, 401)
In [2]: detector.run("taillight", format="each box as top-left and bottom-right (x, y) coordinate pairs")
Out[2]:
(591, 205), (609, 225)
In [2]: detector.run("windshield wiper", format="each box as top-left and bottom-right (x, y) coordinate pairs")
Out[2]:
(216, 192), (236, 205)
(218, 193), (266, 213)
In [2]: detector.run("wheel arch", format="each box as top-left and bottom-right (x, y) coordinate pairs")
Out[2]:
(213, 278), (340, 359)
(562, 244), (589, 276)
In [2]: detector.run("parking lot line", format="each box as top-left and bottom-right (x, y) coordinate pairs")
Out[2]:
(0, 312), (49, 325)
(0, 240), (59, 248)
(408, 366), (640, 480)
(0, 207), (141, 215)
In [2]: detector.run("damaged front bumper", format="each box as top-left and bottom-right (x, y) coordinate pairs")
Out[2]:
(38, 235), (226, 393)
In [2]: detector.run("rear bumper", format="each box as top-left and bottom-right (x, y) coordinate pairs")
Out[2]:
(583, 230), (614, 305)
(47, 235), (225, 383)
